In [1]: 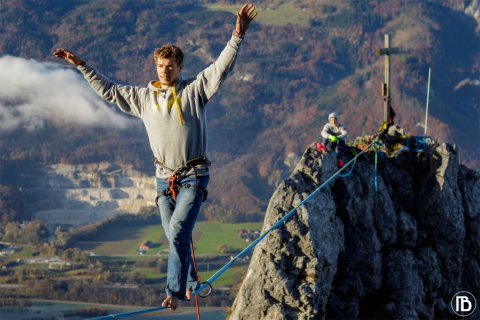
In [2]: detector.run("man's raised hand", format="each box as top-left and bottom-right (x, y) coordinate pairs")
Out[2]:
(234, 3), (257, 38)
(53, 48), (85, 66)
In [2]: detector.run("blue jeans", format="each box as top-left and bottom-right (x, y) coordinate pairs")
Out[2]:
(156, 174), (209, 300)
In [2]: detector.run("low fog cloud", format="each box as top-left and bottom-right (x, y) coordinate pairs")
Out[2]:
(0, 55), (132, 132)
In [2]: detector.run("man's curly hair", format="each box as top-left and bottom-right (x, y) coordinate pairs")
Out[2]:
(154, 45), (184, 65)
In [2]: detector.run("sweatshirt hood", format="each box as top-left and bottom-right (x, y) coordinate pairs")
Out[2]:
(148, 78), (183, 92)
(148, 80), (164, 92)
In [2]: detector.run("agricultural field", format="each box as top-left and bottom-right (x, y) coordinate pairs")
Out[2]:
(199, 265), (247, 287)
(0, 222), (262, 289)
(77, 224), (166, 255)
(75, 222), (263, 256)
(71, 221), (263, 288)
(192, 222), (263, 255)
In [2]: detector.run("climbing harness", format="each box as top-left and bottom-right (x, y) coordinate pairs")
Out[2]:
(155, 155), (210, 174)
(88, 139), (378, 320)
(167, 173), (179, 201)
(156, 156), (210, 201)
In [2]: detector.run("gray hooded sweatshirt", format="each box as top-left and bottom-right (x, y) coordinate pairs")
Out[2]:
(321, 123), (347, 140)
(77, 35), (243, 178)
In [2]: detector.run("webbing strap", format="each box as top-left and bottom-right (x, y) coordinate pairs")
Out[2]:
(339, 156), (356, 178)
(171, 84), (184, 126)
(152, 84), (184, 126)
(168, 174), (178, 201)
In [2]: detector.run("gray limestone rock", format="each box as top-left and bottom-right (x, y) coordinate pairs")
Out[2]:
(20, 162), (156, 228)
(229, 142), (480, 320)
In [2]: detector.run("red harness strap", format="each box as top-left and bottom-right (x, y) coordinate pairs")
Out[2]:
(167, 173), (179, 201)
(190, 237), (201, 320)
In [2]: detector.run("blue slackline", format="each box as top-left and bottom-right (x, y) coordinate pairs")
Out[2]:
(339, 156), (356, 178)
(88, 139), (377, 320)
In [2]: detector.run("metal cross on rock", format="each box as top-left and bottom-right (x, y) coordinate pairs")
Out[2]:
(376, 34), (400, 126)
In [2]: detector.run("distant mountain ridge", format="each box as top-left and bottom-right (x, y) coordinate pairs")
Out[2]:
(1, 0), (478, 222)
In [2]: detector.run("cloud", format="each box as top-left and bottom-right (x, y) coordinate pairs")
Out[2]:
(0, 55), (133, 132)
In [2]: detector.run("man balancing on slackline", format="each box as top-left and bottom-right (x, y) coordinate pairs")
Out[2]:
(54, 3), (257, 310)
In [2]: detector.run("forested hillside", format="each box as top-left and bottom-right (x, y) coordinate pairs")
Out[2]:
(1, 0), (479, 222)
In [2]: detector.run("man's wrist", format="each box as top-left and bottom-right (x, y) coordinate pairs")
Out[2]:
(232, 30), (244, 38)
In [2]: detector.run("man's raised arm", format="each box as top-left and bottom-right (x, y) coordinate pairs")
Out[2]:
(53, 48), (85, 66)
(53, 48), (144, 117)
(233, 3), (257, 38)
(193, 3), (257, 101)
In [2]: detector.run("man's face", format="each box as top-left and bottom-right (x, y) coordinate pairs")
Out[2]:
(156, 57), (183, 87)
(329, 117), (338, 126)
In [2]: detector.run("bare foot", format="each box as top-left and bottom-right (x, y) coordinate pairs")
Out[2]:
(186, 289), (192, 301)
(161, 295), (179, 310)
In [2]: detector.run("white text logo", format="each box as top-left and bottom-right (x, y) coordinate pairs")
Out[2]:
(451, 291), (477, 317)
